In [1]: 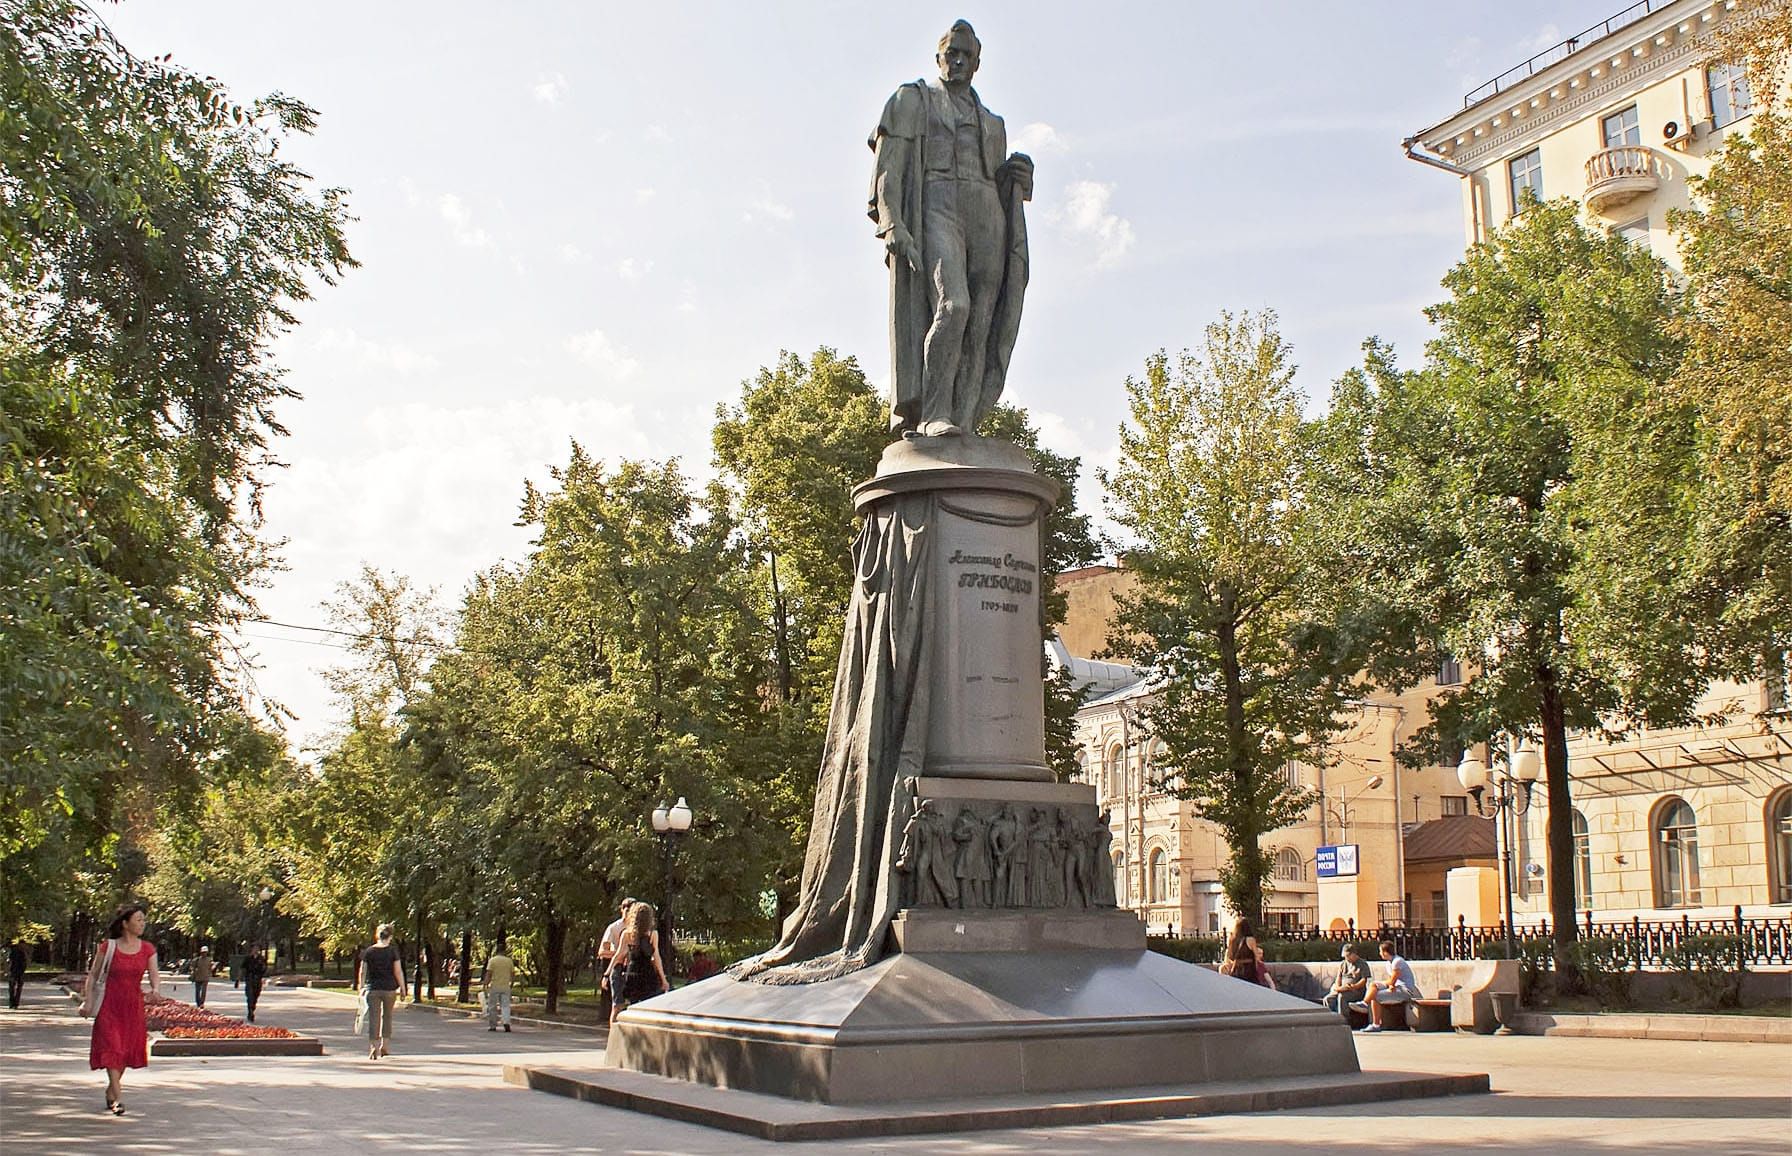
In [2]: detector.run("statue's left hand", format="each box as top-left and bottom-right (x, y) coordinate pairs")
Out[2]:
(1000, 152), (1034, 201)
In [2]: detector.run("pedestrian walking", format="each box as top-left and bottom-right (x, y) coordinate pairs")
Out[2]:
(80, 903), (166, 1116)
(482, 941), (515, 1033)
(356, 923), (406, 1059)
(241, 947), (267, 1022)
(189, 946), (213, 1008)
(604, 901), (669, 1024)
(597, 898), (635, 1018)
(7, 940), (26, 1009)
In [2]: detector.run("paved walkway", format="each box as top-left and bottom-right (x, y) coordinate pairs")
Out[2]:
(2, 979), (1787, 1154)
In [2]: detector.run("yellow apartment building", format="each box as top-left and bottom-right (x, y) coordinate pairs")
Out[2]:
(1405, 0), (1791, 927)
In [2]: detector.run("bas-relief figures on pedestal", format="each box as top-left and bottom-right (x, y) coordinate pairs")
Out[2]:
(896, 794), (1118, 912)
(870, 19), (1032, 439)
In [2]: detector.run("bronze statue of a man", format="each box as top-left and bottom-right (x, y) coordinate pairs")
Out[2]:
(869, 20), (1033, 439)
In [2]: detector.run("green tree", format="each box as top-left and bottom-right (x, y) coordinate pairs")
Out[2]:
(1668, 8), (1792, 685)
(1312, 199), (1697, 972)
(0, 0), (352, 930)
(1100, 310), (1350, 923)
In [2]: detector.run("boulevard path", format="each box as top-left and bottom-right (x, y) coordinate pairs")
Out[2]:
(1, 980), (1787, 1154)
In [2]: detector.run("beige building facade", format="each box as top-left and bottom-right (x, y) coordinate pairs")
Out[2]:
(1406, 0), (1790, 927)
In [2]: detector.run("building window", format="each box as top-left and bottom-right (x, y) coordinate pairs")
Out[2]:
(1430, 890), (1448, 926)
(1114, 852), (1128, 905)
(1441, 795), (1469, 818)
(1104, 744), (1124, 799)
(1149, 848), (1168, 903)
(1707, 61), (1753, 129)
(1273, 847), (1304, 882)
(1509, 148), (1543, 213)
(1573, 809), (1593, 910)
(1073, 749), (1088, 784)
(1281, 762), (1302, 790)
(1602, 105), (1641, 149)
(1767, 650), (1789, 714)
(1653, 798), (1702, 908)
(1769, 789), (1792, 905)
(1614, 217), (1650, 251)
(1437, 651), (1462, 687)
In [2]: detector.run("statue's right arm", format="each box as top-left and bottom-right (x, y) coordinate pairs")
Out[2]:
(873, 135), (920, 272)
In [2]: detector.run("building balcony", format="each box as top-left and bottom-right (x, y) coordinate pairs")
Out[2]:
(1583, 145), (1661, 215)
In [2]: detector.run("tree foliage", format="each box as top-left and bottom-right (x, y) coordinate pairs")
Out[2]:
(0, 0), (352, 936)
(1100, 311), (1350, 923)
(1311, 199), (1697, 968)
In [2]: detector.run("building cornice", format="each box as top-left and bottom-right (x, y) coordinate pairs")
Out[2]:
(1414, 0), (1737, 169)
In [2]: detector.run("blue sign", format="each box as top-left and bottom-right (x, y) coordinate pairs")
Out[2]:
(1316, 843), (1359, 879)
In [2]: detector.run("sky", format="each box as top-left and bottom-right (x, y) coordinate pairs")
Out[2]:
(97, 0), (1619, 754)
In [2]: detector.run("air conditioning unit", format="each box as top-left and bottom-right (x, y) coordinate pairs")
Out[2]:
(1663, 119), (1696, 149)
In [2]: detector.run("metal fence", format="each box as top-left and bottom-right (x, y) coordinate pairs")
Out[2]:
(1181, 907), (1791, 967)
(1462, 0), (1675, 108)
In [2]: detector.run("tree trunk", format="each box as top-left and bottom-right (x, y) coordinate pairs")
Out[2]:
(457, 928), (473, 1004)
(1538, 664), (1581, 983)
(1216, 594), (1264, 925)
(544, 913), (566, 1016)
(411, 910), (425, 1002)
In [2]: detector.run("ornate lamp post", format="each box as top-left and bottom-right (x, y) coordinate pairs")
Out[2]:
(1457, 744), (1540, 961)
(257, 886), (275, 967)
(651, 798), (694, 976)
(1326, 774), (1384, 838)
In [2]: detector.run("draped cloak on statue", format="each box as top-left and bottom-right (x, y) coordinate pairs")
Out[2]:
(729, 495), (936, 984)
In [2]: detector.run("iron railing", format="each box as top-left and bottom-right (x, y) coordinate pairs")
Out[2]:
(1172, 907), (1792, 967)
(1464, 0), (1676, 108)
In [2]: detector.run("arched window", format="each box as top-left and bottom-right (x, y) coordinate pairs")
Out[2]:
(1146, 739), (1167, 794)
(1073, 749), (1088, 785)
(1769, 789), (1792, 905)
(1653, 798), (1701, 908)
(1273, 846), (1304, 882)
(1104, 744), (1124, 800)
(1572, 810), (1593, 910)
(1113, 852), (1128, 905)
(1149, 848), (1168, 902)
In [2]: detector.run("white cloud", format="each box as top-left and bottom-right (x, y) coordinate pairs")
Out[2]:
(1012, 122), (1068, 155)
(398, 177), (422, 208)
(615, 257), (654, 281)
(676, 282), (699, 315)
(307, 328), (441, 376)
(744, 197), (794, 224)
(1056, 180), (1135, 268)
(565, 327), (640, 380)
(636, 187), (657, 205)
(644, 124), (672, 143)
(558, 243), (591, 264)
(437, 193), (491, 249)
(532, 72), (570, 105)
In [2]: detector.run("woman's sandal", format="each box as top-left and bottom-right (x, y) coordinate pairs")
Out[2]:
(110, 1099), (125, 1116)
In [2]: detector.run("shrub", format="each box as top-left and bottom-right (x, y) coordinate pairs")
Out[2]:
(1260, 938), (1375, 963)
(1665, 934), (1745, 1010)
(1568, 936), (1639, 1009)
(1148, 935), (1223, 964)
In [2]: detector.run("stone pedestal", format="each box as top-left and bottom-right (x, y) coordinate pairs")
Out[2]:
(855, 435), (1058, 782)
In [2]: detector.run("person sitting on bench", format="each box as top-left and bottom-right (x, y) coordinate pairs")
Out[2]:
(1351, 940), (1419, 1032)
(1324, 943), (1372, 1016)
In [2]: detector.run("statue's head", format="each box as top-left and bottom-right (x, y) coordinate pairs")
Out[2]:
(936, 20), (980, 87)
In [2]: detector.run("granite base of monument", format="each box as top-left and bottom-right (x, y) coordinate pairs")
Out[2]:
(598, 905), (1371, 1100)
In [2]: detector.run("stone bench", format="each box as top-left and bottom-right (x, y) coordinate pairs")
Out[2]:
(1263, 958), (1518, 1034)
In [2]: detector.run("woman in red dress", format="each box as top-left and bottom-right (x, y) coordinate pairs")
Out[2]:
(81, 904), (165, 1115)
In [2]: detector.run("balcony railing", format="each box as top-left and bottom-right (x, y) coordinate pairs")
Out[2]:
(1584, 145), (1661, 215)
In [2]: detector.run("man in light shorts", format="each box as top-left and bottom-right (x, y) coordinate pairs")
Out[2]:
(1351, 940), (1419, 1032)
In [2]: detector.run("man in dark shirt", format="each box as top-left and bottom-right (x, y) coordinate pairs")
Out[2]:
(242, 947), (267, 1022)
(7, 942), (26, 1009)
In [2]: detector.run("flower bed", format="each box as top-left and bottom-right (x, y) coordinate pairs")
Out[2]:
(163, 1025), (299, 1040)
(145, 1000), (242, 1031)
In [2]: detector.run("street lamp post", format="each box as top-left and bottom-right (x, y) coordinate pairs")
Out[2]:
(1457, 743), (1540, 961)
(257, 886), (275, 968)
(650, 797), (693, 977)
